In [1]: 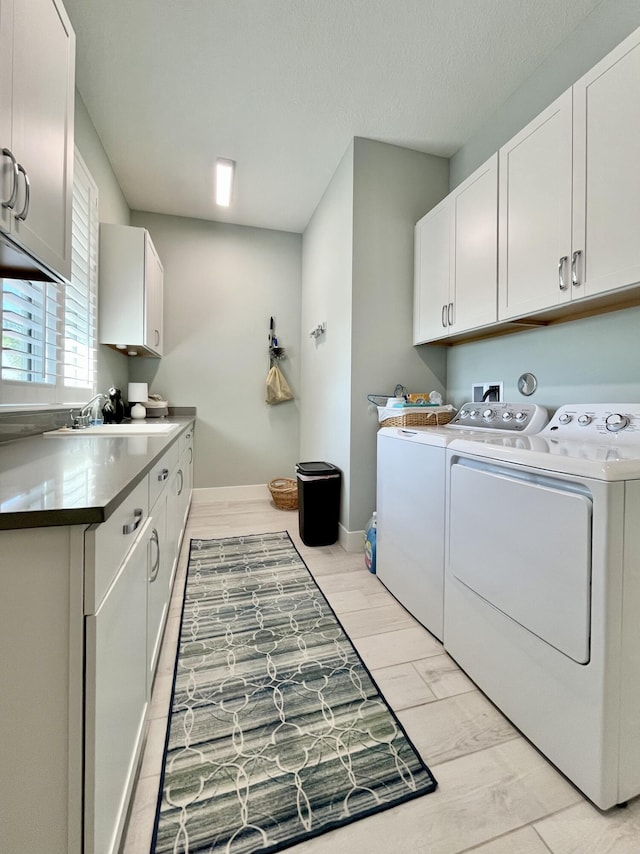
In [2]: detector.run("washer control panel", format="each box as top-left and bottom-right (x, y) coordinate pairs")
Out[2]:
(542, 404), (640, 439)
(447, 402), (548, 434)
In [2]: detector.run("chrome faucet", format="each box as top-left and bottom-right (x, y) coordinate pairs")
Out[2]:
(69, 393), (108, 428)
(80, 392), (107, 417)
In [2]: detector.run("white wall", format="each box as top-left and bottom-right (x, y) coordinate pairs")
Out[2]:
(301, 139), (449, 538)
(300, 143), (354, 513)
(129, 212), (302, 488)
(350, 138), (448, 530)
(74, 94), (130, 226)
(446, 3), (640, 411)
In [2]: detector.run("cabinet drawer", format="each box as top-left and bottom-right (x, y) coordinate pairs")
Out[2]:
(148, 441), (179, 510)
(84, 477), (149, 614)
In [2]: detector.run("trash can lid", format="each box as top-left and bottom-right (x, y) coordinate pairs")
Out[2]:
(296, 461), (340, 476)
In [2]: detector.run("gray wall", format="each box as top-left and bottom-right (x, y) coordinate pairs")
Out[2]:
(450, 0), (640, 189)
(447, 307), (640, 411)
(76, 92), (303, 490)
(129, 212), (302, 489)
(301, 138), (449, 538)
(446, 3), (640, 411)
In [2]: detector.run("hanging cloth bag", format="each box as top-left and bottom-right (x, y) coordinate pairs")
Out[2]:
(265, 363), (294, 405)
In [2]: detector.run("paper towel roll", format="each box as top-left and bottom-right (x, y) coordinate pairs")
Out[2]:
(128, 382), (148, 403)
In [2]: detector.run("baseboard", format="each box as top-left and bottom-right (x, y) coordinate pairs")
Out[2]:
(192, 484), (269, 502)
(339, 525), (365, 554)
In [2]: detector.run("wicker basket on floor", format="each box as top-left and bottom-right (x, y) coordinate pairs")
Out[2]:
(268, 477), (298, 510)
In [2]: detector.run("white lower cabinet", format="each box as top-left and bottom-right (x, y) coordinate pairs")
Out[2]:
(167, 427), (194, 579)
(147, 498), (168, 690)
(0, 421), (194, 853)
(147, 441), (177, 689)
(85, 515), (153, 854)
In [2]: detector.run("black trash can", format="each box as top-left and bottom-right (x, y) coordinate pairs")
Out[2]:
(296, 461), (342, 546)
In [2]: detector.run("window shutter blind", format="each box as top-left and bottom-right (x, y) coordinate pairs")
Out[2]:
(1, 277), (61, 386)
(63, 151), (98, 394)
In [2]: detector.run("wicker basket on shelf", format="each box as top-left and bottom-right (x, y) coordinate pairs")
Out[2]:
(268, 477), (298, 510)
(379, 408), (454, 428)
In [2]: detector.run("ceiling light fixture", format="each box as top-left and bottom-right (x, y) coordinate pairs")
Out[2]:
(215, 158), (235, 207)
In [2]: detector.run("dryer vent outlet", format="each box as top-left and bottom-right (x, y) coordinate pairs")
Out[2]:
(472, 382), (504, 403)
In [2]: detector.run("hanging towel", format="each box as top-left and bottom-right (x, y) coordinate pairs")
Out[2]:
(266, 363), (294, 404)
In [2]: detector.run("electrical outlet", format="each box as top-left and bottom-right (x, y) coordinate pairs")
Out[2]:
(472, 382), (503, 403)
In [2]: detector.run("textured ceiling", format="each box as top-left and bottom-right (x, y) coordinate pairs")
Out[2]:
(63, 0), (604, 233)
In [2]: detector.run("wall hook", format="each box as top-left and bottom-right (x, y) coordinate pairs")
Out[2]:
(309, 322), (327, 339)
(268, 315), (286, 364)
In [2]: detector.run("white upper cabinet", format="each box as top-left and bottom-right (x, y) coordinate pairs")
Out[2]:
(414, 197), (450, 343)
(414, 154), (498, 343)
(99, 224), (164, 357)
(500, 27), (640, 321)
(498, 92), (573, 319)
(572, 28), (640, 298)
(0, 0), (75, 281)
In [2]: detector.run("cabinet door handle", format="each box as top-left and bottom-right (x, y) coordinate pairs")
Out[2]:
(558, 255), (568, 290)
(155, 329), (160, 346)
(14, 164), (30, 221)
(1, 148), (19, 210)
(571, 250), (582, 287)
(187, 447), (193, 464)
(448, 302), (454, 327)
(176, 468), (184, 496)
(441, 305), (447, 328)
(122, 507), (143, 535)
(149, 527), (160, 582)
(157, 468), (169, 482)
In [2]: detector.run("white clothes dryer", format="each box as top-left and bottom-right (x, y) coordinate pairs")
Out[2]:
(376, 402), (547, 640)
(444, 403), (640, 809)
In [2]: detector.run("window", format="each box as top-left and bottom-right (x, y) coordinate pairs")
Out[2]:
(0, 149), (99, 406)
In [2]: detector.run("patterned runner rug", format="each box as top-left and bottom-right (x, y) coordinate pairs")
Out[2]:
(151, 532), (437, 854)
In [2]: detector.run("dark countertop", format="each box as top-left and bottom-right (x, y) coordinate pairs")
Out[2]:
(0, 416), (195, 530)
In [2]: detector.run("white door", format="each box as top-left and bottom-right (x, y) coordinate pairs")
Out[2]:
(451, 153), (498, 333)
(144, 232), (163, 355)
(147, 503), (168, 690)
(413, 197), (450, 343)
(0, 0), (14, 235)
(498, 90), (573, 319)
(85, 517), (150, 854)
(573, 28), (640, 298)
(10, 0), (74, 279)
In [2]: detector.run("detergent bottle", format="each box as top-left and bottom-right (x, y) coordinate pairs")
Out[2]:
(364, 512), (377, 574)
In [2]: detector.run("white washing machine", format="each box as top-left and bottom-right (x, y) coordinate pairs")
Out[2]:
(376, 402), (547, 640)
(444, 403), (640, 809)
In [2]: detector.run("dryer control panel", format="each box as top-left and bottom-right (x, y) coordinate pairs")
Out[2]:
(447, 402), (548, 434)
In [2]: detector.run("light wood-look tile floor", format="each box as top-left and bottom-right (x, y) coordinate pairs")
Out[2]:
(121, 495), (640, 854)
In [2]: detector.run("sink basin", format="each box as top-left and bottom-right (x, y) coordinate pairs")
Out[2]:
(44, 422), (179, 437)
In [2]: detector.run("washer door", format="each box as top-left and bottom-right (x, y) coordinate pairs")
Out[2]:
(448, 459), (592, 663)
